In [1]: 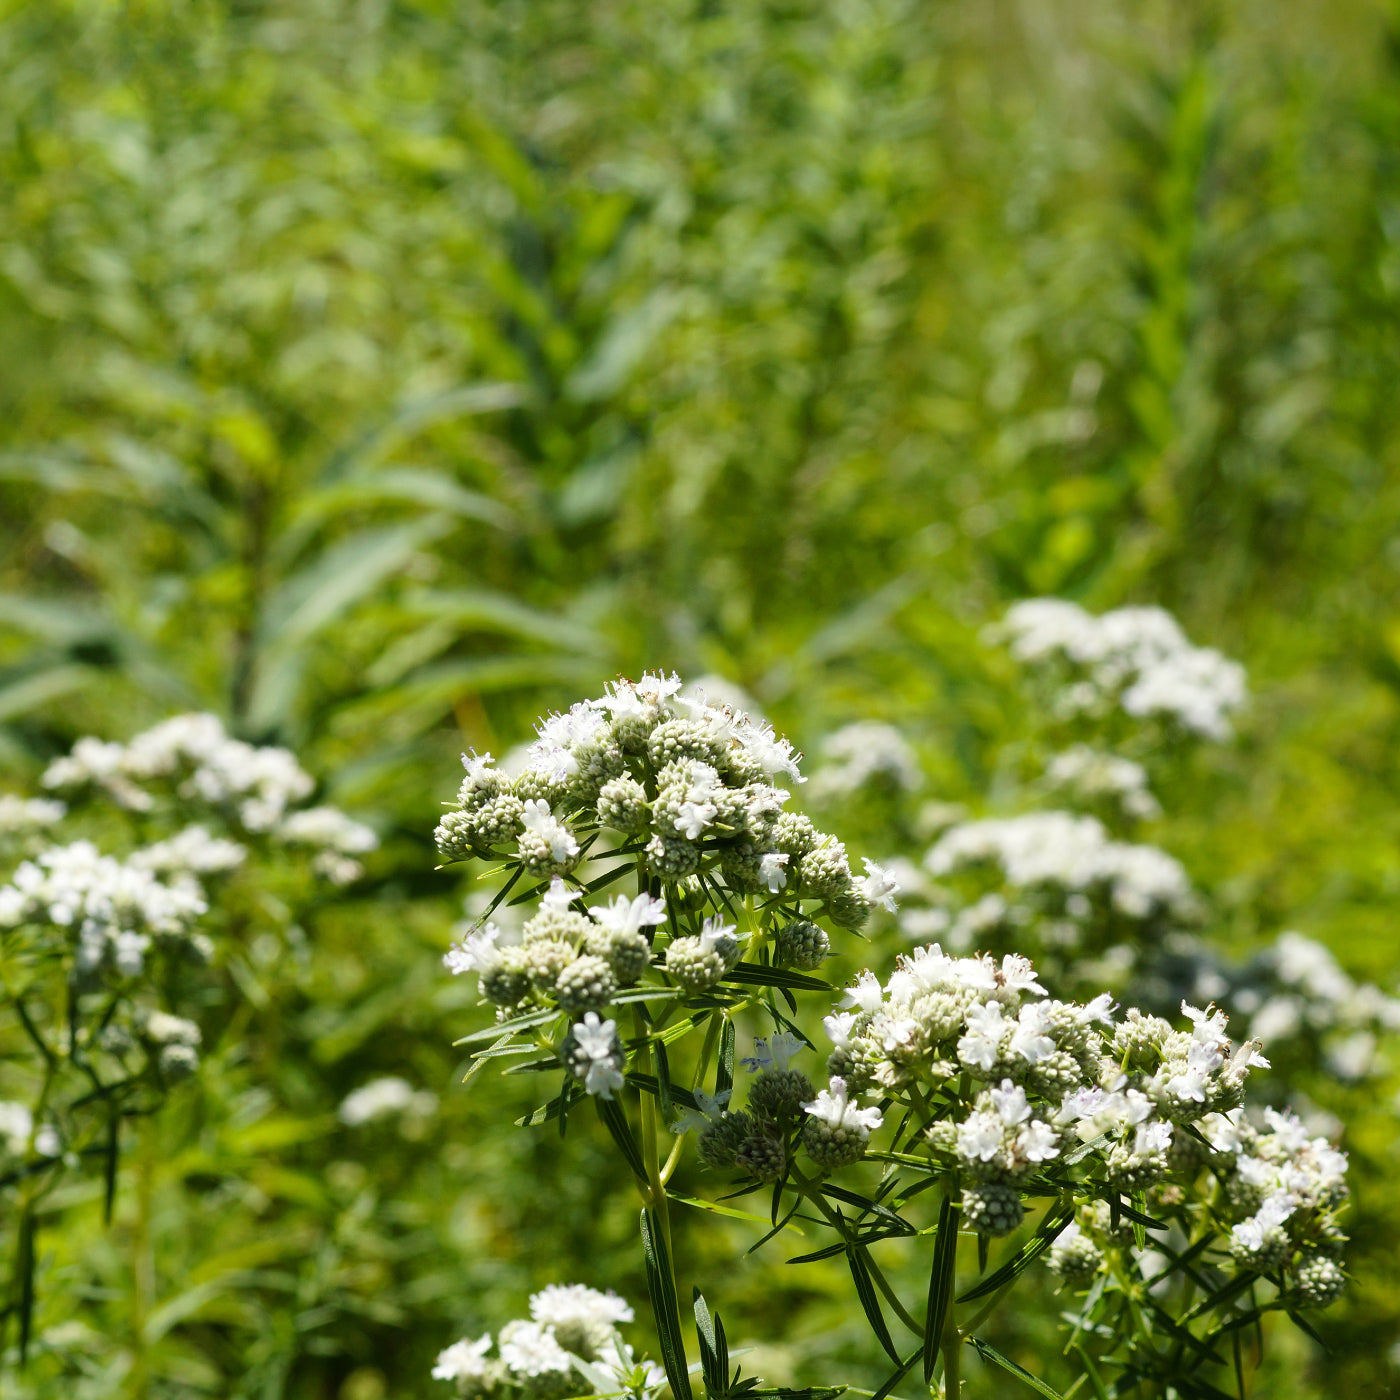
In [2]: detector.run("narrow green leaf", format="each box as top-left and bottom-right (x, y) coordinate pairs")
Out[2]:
(957, 1204), (1074, 1303)
(965, 1336), (1067, 1398)
(819, 1184), (915, 1234)
(716, 1019), (736, 1099)
(515, 1081), (586, 1127)
(723, 963), (832, 993)
(693, 1290), (727, 1398)
(1284, 1310), (1329, 1352)
(671, 1194), (803, 1235)
(871, 1347), (921, 1400)
(1073, 1345), (1110, 1400)
(923, 1197), (958, 1383)
(17, 1208), (35, 1364)
(654, 1040), (674, 1124)
(595, 1098), (650, 1187)
(846, 1247), (901, 1365)
(641, 1209), (692, 1400)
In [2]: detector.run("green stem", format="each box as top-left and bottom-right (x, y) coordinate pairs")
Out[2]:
(633, 1006), (673, 1259)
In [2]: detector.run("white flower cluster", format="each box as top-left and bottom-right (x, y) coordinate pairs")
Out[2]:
(338, 1076), (438, 1127)
(432, 1284), (663, 1400)
(0, 794), (66, 839)
(808, 721), (922, 799)
(811, 945), (1288, 1244)
(129, 825), (247, 876)
(436, 673), (884, 931)
(1043, 746), (1161, 820)
(1056, 1102), (1351, 1306)
(1238, 932), (1400, 1081)
(0, 840), (208, 979)
(996, 599), (1247, 740)
(41, 714), (375, 882)
(926, 811), (1194, 921)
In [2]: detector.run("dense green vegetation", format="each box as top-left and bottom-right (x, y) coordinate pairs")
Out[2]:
(1, 0), (1399, 1395)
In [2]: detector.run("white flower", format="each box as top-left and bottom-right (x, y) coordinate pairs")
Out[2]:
(861, 859), (900, 913)
(990, 1080), (1032, 1126)
(823, 1011), (860, 1051)
(142, 1011), (201, 1047)
(432, 1335), (493, 1383)
(757, 852), (789, 893)
(736, 721), (804, 784)
(595, 1338), (668, 1396)
(542, 877), (575, 913)
(809, 722), (921, 797)
(670, 1088), (731, 1135)
(926, 812), (1194, 922)
(696, 917), (738, 958)
(675, 800), (718, 840)
(444, 923), (504, 976)
(0, 795), (66, 834)
(957, 1001), (1006, 1071)
(956, 1111), (1004, 1163)
(1132, 1121), (1173, 1157)
(590, 893), (667, 937)
(278, 806), (378, 855)
(530, 1282), (634, 1329)
(571, 1013), (625, 1099)
(802, 1076), (884, 1132)
(130, 825), (247, 875)
(499, 1320), (574, 1379)
(339, 1077), (437, 1126)
(742, 1031), (804, 1073)
(1016, 1119), (1060, 1163)
(1230, 1192), (1297, 1254)
(839, 970), (885, 1013)
(520, 800), (580, 862)
(0, 1102), (35, 1155)
(1008, 1004), (1056, 1064)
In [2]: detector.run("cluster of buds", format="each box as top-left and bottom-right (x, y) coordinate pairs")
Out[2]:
(431, 1284), (664, 1400)
(673, 1032), (825, 1183)
(436, 673), (892, 935)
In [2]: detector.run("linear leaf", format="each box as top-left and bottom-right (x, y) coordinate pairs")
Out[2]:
(923, 1197), (958, 1382)
(641, 1209), (692, 1400)
(870, 1347), (921, 1400)
(595, 1098), (650, 1187)
(965, 1336), (1067, 1398)
(957, 1203), (1074, 1303)
(847, 1247), (901, 1365)
(716, 1019), (735, 1099)
(724, 963), (832, 993)
(693, 1290), (726, 1398)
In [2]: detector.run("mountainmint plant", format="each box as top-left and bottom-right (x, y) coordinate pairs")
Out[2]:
(0, 712), (376, 1358)
(439, 675), (1349, 1398)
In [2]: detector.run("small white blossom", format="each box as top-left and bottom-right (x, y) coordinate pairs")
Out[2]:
(861, 859), (900, 913)
(802, 1076), (884, 1132)
(432, 1335), (493, 1383)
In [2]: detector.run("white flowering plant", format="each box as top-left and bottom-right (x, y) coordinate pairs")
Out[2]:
(439, 675), (1349, 1399)
(873, 603), (1400, 1101)
(431, 1282), (669, 1400)
(0, 712), (377, 1358)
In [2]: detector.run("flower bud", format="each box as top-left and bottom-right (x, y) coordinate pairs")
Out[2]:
(554, 955), (618, 1016)
(962, 1182), (1025, 1237)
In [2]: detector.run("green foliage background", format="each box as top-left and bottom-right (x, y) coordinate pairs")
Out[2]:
(1, 0), (1399, 1395)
